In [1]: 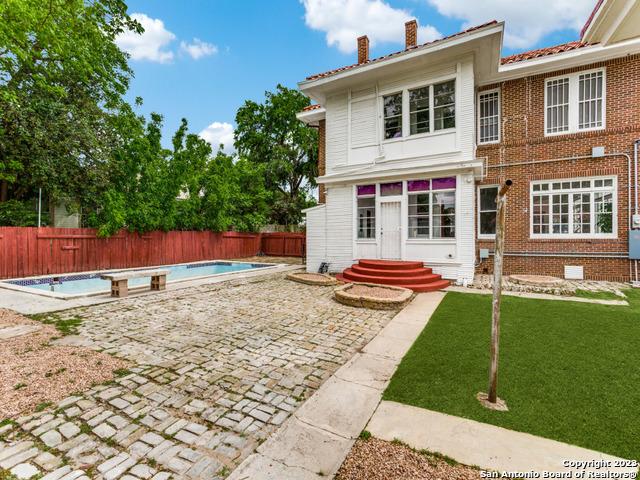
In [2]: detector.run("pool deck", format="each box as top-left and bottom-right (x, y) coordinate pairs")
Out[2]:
(0, 263), (302, 315)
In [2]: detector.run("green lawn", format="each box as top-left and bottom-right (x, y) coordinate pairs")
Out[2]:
(383, 290), (640, 460)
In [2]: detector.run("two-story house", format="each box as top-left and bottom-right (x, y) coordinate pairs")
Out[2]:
(297, 0), (640, 286)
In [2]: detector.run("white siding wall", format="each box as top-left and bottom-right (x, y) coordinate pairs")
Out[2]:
(305, 205), (326, 273)
(316, 55), (478, 282)
(324, 185), (354, 272)
(325, 93), (348, 171)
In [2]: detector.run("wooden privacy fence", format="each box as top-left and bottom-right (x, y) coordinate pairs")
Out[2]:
(260, 232), (306, 258)
(0, 227), (305, 280)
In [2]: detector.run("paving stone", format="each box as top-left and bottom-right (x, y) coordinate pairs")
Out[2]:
(93, 423), (116, 439)
(0, 441), (34, 462)
(97, 453), (130, 474)
(34, 451), (62, 470)
(10, 462), (40, 479)
(106, 415), (129, 429)
(103, 456), (136, 480)
(184, 423), (207, 435)
(129, 441), (152, 458)
(0, 447), (39, 469)
(140, 432), (164, 447)
(58, 422), (81, 440)
(174, 430), (199, 445)
(129, 464), (156, 479)
(41, 466), (72, 480)
(0, 324), (40, 340)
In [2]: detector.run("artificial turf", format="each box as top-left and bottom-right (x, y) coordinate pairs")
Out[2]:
(383, 290), (640, 460)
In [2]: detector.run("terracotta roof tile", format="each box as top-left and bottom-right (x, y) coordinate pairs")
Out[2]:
(581, 0), (605, 39)
(305, 21), (498, 81)
(500, 41), (594, 65)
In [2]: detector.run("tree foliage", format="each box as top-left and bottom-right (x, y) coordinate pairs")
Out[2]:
(0, 2), (316, 233)
(235, 84), (318, 226)
(92, 113), (270, 236)
(0, 0), (140, 202)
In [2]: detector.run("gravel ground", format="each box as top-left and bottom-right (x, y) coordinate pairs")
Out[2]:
(0, 309), (129, 417)
(348, 284), (408, 299)
(336, 437), (482, 480)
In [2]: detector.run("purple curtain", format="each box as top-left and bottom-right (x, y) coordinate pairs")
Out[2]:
(407, 180), (430, 192)
(432, 177), (456, 190)
(357, 184), (376, 196)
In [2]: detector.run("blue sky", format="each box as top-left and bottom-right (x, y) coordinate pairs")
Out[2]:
(119, 0), (596, 150)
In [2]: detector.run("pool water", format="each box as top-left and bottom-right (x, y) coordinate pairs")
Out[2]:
(4, 261), (271, 295)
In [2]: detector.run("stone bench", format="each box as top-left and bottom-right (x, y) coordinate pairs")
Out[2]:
(101, 269), (170, 297)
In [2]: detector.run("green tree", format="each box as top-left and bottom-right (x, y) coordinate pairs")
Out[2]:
(0, 0), (141, 203)
(234, 84), (318, 226)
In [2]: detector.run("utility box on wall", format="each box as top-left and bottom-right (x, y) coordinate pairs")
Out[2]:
(630, 230), (640, 260)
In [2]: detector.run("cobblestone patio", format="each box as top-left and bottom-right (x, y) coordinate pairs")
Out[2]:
(0, 273), (395, 479)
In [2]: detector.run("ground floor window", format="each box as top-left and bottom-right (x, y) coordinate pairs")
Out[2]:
(531, 177), (615, 237)
(357, 185), (376, 239)
(408, 177), (456, 239)
(478, 185), (498, 237)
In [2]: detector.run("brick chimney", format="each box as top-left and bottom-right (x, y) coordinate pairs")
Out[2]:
(357, 35), (369, 64)
(405, 19), (417, 49)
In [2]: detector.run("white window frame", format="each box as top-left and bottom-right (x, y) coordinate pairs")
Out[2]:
(529, 176), (617, 239)
(407, 187), (456, 240)
(379, 75), (457, 142)
(544, 68), (606, 137)
(477, 89), (500, 145)
(477, 185), (499, 239)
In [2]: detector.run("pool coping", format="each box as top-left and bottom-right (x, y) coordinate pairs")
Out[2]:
(0, 260), (283, 300)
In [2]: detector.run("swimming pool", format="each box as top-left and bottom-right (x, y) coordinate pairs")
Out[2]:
(0, 261), (276, 298)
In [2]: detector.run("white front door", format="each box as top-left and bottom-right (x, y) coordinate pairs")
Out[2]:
(380, 201), (401, 259)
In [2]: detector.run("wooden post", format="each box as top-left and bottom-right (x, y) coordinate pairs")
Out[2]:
(488, 179), (512, 404)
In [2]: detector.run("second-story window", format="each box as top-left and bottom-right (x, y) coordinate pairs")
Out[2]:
(545, 69), (605, 135)
(578, 71), (604, 130)
(434, 80), (456, 130)
(478, 90), (500, 144)
(383, 93), (403, 139)
(409, 87), (430, 135)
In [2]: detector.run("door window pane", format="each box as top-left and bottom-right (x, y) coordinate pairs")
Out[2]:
(357, 197), (375, 239)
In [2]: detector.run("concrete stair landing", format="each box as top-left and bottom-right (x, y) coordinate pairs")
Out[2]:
(336, 259), (450, 292)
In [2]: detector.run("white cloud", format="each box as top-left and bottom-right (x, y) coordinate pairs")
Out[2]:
(180, 38), (218, 60)
(199, 122), (235, 153)
(302, 0), (441, 54)
(427, 0), (594, 49)
(116, 13), (176, 63)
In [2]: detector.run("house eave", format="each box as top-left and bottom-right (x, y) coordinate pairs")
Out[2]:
(479, 37), (640, 85)
(296, 107), (326, 126)
(317, 160), (484, 185)
(298, 23), (504, 102)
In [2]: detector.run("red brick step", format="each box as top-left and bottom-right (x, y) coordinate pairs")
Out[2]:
(337, 259), (449, 292)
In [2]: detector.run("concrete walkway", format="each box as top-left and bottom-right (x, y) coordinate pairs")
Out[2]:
(228, 292), (446, 480)
(367, 401), (637, 476)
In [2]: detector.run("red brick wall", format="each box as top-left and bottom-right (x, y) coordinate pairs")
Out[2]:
(476, 54), (640, 281)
